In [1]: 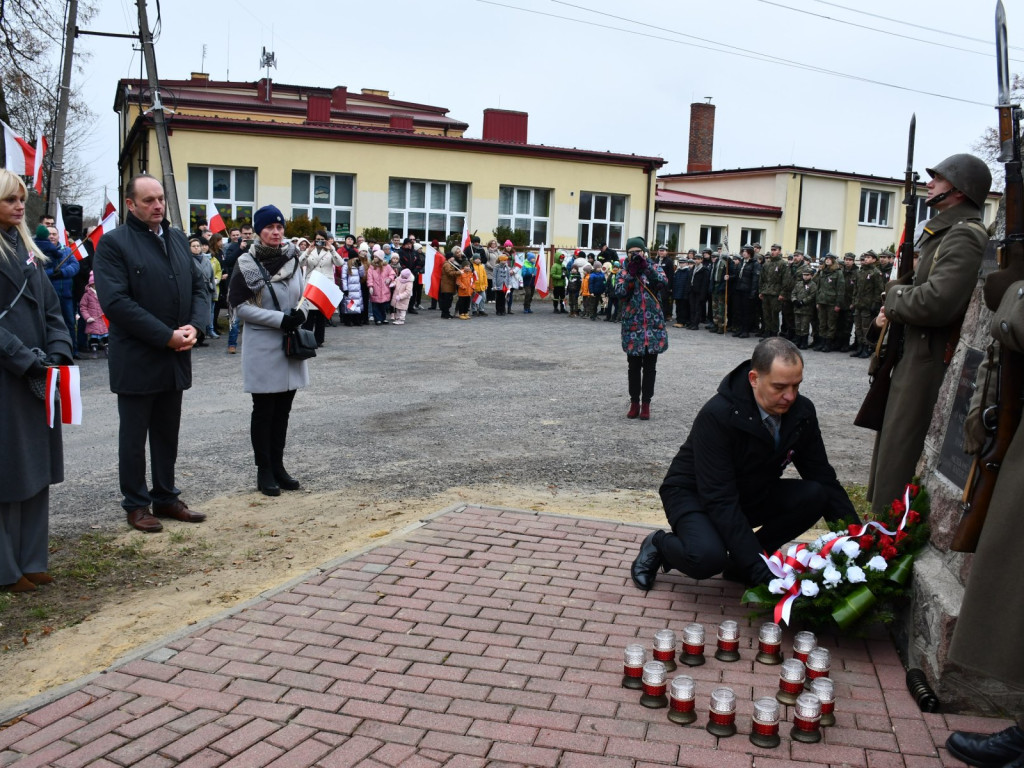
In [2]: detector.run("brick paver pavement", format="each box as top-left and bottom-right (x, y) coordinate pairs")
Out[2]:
(0, 506), (1012, 766)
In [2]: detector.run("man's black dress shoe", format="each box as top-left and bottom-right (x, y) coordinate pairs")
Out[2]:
(630, 531), (663, 591)
(946, 726), (1024, 768)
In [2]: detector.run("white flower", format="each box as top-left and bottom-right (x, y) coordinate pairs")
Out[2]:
(800, 579), (820, 598)
(822, 565), (842, 588)
(866, 555), (888, 572)
(820, 532), (839, 543)
(768, 574), (796, 595)
(846, 565), (867, 584)
(841, 540), (861, 560)
(808, 554), (828, 571)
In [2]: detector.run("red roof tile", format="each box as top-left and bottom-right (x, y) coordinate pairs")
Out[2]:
(656, 188), (782, 217)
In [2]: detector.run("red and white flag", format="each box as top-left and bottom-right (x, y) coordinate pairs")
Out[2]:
(45, 366), (82, 427)
(88, 210), (118, 249)
(302, 270), (343, 317)
(54, 197), (68, 244)
(68, 240), (88, 262)
(422, 243), (445, 300)
(102, 197), (116, 220)
(460, 221), (472, 254)
(535, 244), (550, 298)
(32, 131), (47, 194)
(2, 120), (35, 176)
(206, 200), (226, 233)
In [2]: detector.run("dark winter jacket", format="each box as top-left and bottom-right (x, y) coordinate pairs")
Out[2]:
(659, 359), (858, 579)
(39, 238), (79, 300)
(93, 212), (207, 395)
(689, 262), (710, 296)
(672, 265), (692, 301)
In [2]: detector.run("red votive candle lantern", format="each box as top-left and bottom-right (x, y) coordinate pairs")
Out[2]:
(622, 643), (645, 690)
(777, 658), (806, 706)
(755, 621), (784, 665)
(749, 696), (781, 748)
(790, 692), (823, 743)
(667, 674), (697, 725)
(804, 646), (831, 688)
(653, 629), (678, 673)
(810, 676), (836, 726)
(681, 623), (706, 667)
(640, 660), (669, 709)
(706, 686), (737, 737)
(792, 630), (816, 663)
(715, 619), (741, 662)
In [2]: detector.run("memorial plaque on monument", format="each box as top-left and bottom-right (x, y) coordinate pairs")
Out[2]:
(936, 347), (985, 490)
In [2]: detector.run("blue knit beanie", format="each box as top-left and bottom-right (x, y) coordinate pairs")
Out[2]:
(253, 205), (284, 236)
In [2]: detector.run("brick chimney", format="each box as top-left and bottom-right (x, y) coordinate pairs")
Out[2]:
(257, 77), (273, 103)
(331, 86), (348, 111)
(482, 109), (528, 144)
(306, 92), (331, 123)
(687, 101), (715, 173)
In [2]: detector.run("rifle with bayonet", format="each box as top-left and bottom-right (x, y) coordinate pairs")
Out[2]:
(951, 0), (1024, 552)
(854, 115), (918, 431)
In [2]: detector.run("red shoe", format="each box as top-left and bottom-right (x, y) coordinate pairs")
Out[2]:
(626, 401), (640, 419)
(639, 402), (651, 420)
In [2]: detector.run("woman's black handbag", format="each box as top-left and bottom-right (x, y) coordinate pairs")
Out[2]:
(255, 258), (317, 360)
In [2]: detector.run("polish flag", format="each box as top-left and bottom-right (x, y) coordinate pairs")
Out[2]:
(2, 120), (35, 176)
(88, 210), (119, 249)
(460, 221), (472, 254)
(302, 270), (343, 316)
(535, 244), (550, 299)
(102, 197), (116, 220)
(206, 200), (226, 233)
(54, 197), (68, 245)
(59, 366), (83, 425)
(67, 239), (88, 261)
(32, 131), (47, 194)
(422, 243), (445, 300)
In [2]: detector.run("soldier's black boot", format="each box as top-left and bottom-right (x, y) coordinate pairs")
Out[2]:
(849, 344), (863, 357)
(858, 343), (872, 359)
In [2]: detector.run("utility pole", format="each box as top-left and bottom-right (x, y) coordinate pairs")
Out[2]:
(47, 0), (78, 217)
(136, 0), (182, 228)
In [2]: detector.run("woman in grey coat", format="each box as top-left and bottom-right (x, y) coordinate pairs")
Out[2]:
(227, 205), (308, 496)
(0, 169), (74, 592)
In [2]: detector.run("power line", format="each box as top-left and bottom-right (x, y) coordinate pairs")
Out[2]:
(514, 1), (990, 108)
(754, 0), (1024, 64)
(810, 0), (1024, 53)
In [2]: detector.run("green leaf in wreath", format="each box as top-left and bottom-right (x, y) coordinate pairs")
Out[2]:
(742, 584), (774, 606)
(831, 585), (877, 631)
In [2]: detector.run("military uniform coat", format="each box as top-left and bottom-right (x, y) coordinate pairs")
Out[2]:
(0, 233), (73, 502)
(93, 213), (207, 395)
(867, 202), (988, 513)
(948, 279), (1024, 687)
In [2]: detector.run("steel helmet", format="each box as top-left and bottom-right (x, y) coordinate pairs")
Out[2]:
(925, 153), (992, 209)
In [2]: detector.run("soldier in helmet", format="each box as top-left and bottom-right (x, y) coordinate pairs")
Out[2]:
(866, 153), (991, 515)
(850, 250), (883, 358)
(813, 253), (845, 352)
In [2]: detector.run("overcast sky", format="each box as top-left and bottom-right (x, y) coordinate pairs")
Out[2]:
(69, 0), (1018, 212)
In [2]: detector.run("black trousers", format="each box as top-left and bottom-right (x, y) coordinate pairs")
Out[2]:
(439, 291), (455, 318)
(627, 353), (658, 403)
(494, 291), (507, 315)
(251, 390), (297, 470)
(117, 390), (183, 511)
(302, 308), (326, 345)
(658, 479), (829, 580)
(689, 291), (707, 327)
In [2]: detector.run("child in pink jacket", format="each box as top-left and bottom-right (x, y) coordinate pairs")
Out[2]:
(390, 269), (415, 325)
(78, 271), (109, 357)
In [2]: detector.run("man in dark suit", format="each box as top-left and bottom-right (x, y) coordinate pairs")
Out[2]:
(93, 175), (208, 533)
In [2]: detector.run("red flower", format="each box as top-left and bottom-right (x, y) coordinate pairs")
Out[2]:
(847, 523), (861, 536)
(907, 510), (920, 525)
(908, 484), (920, 496)
(859, 534), (874, 550)
(895, 530), (908, 544)
(881, 545), (898, 561)
(891, 499), (906, 516)
(878, 534), (893, 549)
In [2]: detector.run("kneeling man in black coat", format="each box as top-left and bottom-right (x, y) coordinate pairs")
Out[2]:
(631, 337), (859, 590)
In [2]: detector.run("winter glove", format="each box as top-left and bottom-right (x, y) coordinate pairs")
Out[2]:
(626, 256), (647, 277)
(44, 351), (74, 367)
(25, 358), (47, 379)
(279, 308), (305, 332)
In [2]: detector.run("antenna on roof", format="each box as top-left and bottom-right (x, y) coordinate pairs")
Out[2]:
(201, 44), (207, 73)
(704, 96), (712, 104)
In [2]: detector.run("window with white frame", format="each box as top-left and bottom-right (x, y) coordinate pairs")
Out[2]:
(578, 192), (626, 249)
(798, 228), (834, 259)
(655, 222), (681, 252)
(187, 166), (256, 230)
(699, 225), (726, 251)
(741, 227), (766, 247)
(859, 189), (892, 227)
(915, 197), (934, 225)
(291, 172), (354, 238)
(388, 179), (468, 243)
(498, 186), (550, 245)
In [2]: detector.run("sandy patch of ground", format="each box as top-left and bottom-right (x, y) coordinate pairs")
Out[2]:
(0, 485), (663, 712)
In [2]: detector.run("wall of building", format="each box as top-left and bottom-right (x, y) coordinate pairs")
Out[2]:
(140, 127), (654, 247)
(653, 209), (780, 253)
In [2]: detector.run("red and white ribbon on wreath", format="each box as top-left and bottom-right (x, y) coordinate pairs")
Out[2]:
(44, 366), (82, 428)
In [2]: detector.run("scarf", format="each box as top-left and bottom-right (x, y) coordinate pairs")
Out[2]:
(227, 241), (297, 309)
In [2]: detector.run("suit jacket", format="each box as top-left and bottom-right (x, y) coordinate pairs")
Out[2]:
(93, 212), (206, 395)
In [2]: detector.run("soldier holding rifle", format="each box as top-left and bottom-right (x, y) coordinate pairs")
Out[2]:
(944, 3), (1024, 765)
(864, 152), (991, 516)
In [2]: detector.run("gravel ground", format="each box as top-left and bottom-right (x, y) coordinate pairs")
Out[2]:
(52, 306), (875, 537)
